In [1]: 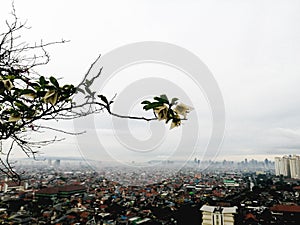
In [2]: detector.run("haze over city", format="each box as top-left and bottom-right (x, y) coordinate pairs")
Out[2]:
(1, 0), (300, 163)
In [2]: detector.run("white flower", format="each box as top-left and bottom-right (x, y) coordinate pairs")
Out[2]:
(170, 114), (181, 130)
(174, 103), (193, 119)
(2, 79), (14, 91)
(154, 104), (168, 121)
(44, 90), (58, 105)
(23, 93), (36, 99)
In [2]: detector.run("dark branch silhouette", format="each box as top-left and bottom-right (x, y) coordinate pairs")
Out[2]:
(0, 4), (191, 183)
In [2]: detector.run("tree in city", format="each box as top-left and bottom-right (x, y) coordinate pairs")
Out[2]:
(0, 6), (193, 181)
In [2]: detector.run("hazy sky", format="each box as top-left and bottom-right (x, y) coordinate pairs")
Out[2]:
(1, 0), (300, 164)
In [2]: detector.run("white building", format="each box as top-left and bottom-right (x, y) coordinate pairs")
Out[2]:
(275, 157), (281, 176)
(2, 183), (8, 193)
(275, 155), (300, 179)
(289, 155), (300, 179)
(200, 205), (237, 225)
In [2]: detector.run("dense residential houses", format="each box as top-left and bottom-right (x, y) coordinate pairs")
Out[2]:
(0, 157), (299, 224)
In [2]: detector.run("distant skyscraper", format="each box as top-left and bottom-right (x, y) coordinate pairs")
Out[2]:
(264, 158), (269, 167)
(54, 159), (61, 167)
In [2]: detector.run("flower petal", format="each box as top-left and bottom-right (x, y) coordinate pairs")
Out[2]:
(174, 103), (193, 119)
(3, 80), (14, 91)
(8, 115), (21, 122)
(44, 90), (58, 105)
(154, 105), (168, 120)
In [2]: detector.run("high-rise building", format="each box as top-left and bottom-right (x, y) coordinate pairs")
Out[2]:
(200, 205), (237, 225)
(275, 157), (281, 176)
(289, 155), (300, 179)
(54, 159), (61, 167)
(275, 155), (300, 179)
(264, 158), (269, 167)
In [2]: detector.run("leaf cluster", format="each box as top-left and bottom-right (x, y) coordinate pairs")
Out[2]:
(141, 94), (182, 128)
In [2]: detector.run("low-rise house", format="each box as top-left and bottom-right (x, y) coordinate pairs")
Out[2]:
(200, 205), (237, 225)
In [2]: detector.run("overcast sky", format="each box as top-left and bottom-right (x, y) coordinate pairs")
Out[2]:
(1, 0), (300, 164)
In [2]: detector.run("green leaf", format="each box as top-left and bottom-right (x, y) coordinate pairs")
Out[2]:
(160, 94), (169, 102)
(0, 81), (4, 91)
(6, 75), (15, 80)
(50, 76), (59, 88)
(62, 85), (71, 90)
(30, 82), (41, 90)
(141, 100), (151, 105)
(85, 86), (92, 95)
(15, 102), (24, 109)
(21, 89), (35, 95)
(98, 94), (108, 104)
(15, 100), (29, 111)
(171, 98), (179, 105)
(154, 96), (169, 104)
(85, 79), (92, 87)
(39, 76), (46, 86)
(143, 105), (151, 110)
(143, 102), (164, 111)
(36, 90), (46, 97)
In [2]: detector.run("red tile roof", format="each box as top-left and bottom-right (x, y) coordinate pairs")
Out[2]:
(3, 181), (23, 187)
(270, 205), (300, 213)
(80, 212), (89, 218)
(244, 213), (258, 221)
(59, 185), (86, 192)
(36, 187), (59, 195)
(36, 185), (85, 195)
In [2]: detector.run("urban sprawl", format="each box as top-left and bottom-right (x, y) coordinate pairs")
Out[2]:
(0, 156), (300, 224)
